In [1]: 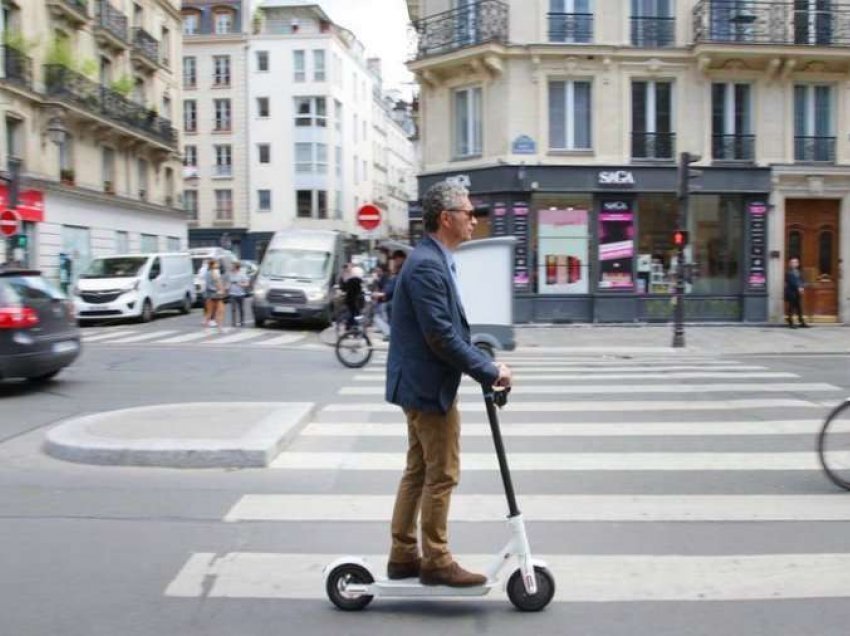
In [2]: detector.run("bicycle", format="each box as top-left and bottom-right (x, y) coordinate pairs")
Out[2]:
(817, 398), (850, 490)
(334, 303), (374, 369)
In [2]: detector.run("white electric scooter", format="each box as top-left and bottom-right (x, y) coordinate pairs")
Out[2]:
(323, 385), (556, 612)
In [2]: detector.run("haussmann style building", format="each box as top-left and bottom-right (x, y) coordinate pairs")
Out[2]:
(406, 0), (850, 324)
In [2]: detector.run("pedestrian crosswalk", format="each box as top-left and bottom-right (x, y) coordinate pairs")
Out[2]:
(164, 350), (850, 610)
(80, 325), (312, 348)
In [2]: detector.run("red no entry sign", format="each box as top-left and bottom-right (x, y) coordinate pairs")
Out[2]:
(357, 204), (382, 231)
(0, 209), (20, 237)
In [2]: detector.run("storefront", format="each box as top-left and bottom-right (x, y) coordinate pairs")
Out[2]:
(416, 165), (772, 323)
(0, 184), (44, 269)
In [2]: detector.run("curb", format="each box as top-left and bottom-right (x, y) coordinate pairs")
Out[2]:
(42, 402), (315, 469)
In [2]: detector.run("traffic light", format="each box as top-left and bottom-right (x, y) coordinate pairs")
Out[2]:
(673, 229), (689, 248)
(677, 152), (702, 199)
(14, 234), (27, 249)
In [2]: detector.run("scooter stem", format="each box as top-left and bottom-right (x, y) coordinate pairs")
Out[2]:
(483, 385), (521, 518)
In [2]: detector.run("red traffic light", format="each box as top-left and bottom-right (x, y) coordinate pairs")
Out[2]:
(673, 230), (689, 247)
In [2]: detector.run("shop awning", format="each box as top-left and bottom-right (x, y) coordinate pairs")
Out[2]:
(0, 185), (44, 223)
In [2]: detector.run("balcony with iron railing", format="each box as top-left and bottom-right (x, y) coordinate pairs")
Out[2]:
(94, 0), (129, 50)
(43, 64), (177, 150)
(693, 0), (850, 47)
(412, 0), (508, 60)
(548, 12), (593, 43)
(631, 132), (676, 160)
(631, 16), (676, 47)
(131, 27), (159, 71)
(47, 0), (90, 26)
(712, 134), (756, 162)
(794, 136), (836, 163)
(2, 46), (33, 91)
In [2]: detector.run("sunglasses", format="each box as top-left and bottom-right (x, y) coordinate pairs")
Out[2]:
(445, 208), (475, 219)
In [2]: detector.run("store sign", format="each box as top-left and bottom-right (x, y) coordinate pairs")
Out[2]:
(511, 135), (537, 155)
(511, 202), (530, 289)
(0, 185), (44, 222)
(598, 200), (635, 290)
(747, 201), (768, 290)
(598, 170), (635, 186)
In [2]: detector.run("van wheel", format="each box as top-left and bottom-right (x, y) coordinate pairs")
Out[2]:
(140, 299), (154, 323)
(180, 294), (192, 314)
(255, 318), (267, 328)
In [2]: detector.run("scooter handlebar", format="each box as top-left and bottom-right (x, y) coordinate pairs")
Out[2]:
(482, 385), (511, 408)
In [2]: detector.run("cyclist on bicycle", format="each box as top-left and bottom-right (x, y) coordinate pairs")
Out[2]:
(341, 264), (365, 329)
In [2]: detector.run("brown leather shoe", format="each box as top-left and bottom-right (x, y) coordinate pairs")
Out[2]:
(419, 561), (487, 587)
(387, 558), (420, 580)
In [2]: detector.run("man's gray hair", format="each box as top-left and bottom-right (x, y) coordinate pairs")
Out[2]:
(421, 180), (469, 233)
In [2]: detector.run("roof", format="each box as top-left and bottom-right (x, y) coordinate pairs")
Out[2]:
(258, 0), (332, 22)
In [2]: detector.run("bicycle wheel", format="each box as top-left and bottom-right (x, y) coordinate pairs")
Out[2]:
(817, 399), (850, 490)
(335, 330), (373, 368)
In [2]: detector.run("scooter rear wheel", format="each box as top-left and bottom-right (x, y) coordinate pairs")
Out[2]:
(506, 566), (555, 612)
(326, 564), (374, 611)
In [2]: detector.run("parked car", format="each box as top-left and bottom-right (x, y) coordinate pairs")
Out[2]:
(73, 253), (195, 323)
(0, 269), (81, 382)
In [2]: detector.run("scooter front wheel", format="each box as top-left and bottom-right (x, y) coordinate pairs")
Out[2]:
(326, 564), (374, 611)
(506, 566), (555, 612)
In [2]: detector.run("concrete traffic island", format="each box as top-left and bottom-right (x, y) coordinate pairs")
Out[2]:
(43, 402), (315, 468)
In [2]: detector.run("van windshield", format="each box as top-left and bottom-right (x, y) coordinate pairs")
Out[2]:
(261, 249), (331, 281)
(81, 257), (147, 278)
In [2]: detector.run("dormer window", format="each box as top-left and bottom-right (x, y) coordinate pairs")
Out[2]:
(214, 8), (235, 34)
(182, 10), (200, 35)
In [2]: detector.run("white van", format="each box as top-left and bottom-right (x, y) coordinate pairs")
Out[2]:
(73, 253), (196, 323)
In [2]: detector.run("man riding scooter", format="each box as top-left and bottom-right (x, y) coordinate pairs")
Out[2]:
(384, 180), (512, 587)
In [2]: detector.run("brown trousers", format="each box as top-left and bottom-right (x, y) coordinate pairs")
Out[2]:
(389, 402), (460, 570)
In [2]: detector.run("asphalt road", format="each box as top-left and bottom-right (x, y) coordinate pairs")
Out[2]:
(2, 311), (850, 636)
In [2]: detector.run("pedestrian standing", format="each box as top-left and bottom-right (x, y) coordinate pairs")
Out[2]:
(370, 264), (391, 339)
(385, 180), (512, 587)
(229, 261), (249, 327)
(383, 249), (407, 324)
(784, 257), (809, 328)
(205, 259), (227, 331)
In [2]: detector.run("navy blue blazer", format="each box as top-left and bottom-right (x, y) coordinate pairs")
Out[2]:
(385, 235), (499, 414)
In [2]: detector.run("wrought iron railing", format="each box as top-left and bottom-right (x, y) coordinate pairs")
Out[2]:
(58, 0), (89, 16)
(2, 46), (33, 90)
(412, 0), (508, 59)
(631, 16), (675, 46)
(548, 12), (593, 43)
(43, 64), (177, 148)
(95, 1), (128, 43)
(794, 136), (836, 162)
(712, 134), (755, 161)
(693, 0), (850, 46)
(631, 132), (676, 160)
(132, 27), (159, 64)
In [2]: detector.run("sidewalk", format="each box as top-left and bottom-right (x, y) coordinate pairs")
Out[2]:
(513, 323), (850, 355)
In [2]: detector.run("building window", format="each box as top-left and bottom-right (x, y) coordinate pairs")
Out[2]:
(294, 50), (305, 82)
(102, 146), (115, 192)
(795, 1), (833, 45)
(295, 190), (327, 219)
(256, 50), (269, 72)
(453, 86), (483, 158)
(116, 231), (129, 253)
(631, 0), (674, 47)
(548, 0), (594, 43)
(183, 56), (196, 88)
(335, 145), (342, 177)
(296, 190), (312, 218)
(794, 84), (834, 162)
(631, 80), (674, 159)
(161, 26), (171, 67)
(258, 143), (271, 164)
(141, 234), (158, 253)
(258, 189), (272, 211)
(214, 9), (234, 34)
(214, 144), (232, 177)
(182, 11), (199, 35)
(58, 134), (74, 179)
(183, 99), (197, 132)
(214, 189), (233, 220)
(213, 55), (230, 87)
(184, 190), (198, 220)
(313, 49), (326, 81)
(711, 83), (753, 161)
(334, 190), (343, 219)
(257, 97), (270, 118)
(183, 145), (198, 175)
(294, 96), (327, 127)
(162, 95), (172, 120)
(213, 98), (232, 131)
(137, 158), (149, 200)
(294, 142), (327, 173)
(549, 80), (592, 150)
(353, 113), (358, 142)
(167, 236), (181, 252)
(334, 99), (343, 132)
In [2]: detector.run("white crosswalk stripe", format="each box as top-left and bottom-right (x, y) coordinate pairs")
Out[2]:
(165, 351), (850, 609)
(79, 326), (310, 348)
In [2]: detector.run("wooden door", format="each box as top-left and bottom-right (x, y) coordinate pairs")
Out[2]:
(785, 199), (840, 321)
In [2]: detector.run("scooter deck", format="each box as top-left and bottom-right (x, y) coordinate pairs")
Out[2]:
(367, 577), (498, 598)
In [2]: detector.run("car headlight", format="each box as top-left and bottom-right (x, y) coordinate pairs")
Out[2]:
(123, 280), (140, 293)
(254, 279), (269, 300)
(306, 289), (327, 302)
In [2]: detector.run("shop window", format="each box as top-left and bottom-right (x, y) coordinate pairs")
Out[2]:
(531, 194), (592, 294)
(818, 229), (833, 277)
(598, 200), (635, 290)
